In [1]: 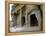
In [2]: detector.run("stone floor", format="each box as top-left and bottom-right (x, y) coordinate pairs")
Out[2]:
(10, 25), (41, 32)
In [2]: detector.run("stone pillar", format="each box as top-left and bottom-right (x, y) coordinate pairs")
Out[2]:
(20, 9), (22, 27)
(14, 15), (17, 27)
(17, 9), (22, 27)
(25, 10), (28, 27)
(28, 14), (30, 27)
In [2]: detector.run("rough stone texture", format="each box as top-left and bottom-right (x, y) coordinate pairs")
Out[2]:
(10, 4), (42, 32)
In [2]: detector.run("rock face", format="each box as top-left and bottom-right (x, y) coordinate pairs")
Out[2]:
(10, 4), (42, 32)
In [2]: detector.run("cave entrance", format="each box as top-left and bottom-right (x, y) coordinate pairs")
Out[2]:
(30, 14), (38, 26)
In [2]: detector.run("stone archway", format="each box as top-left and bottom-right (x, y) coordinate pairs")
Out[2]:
(30, 14), (38, 26)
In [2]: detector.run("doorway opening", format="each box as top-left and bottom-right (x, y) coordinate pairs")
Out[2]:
(30, 14), (38, 26)
(22, 16), (25, 26)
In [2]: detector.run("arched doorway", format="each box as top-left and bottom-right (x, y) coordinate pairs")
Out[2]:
(30, 14), (38, 26)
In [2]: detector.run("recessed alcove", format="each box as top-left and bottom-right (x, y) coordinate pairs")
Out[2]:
(30, 14), (38, 26)
(22, 16), (25, 26)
